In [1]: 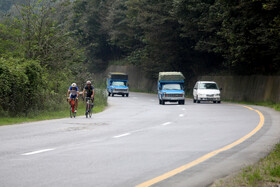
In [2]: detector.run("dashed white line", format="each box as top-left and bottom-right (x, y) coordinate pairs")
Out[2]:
(162, 122), (171, 126)
(161, 122), (172, 126)
(113, 133), (131, 138)
(21, 148), (55, 156)
(179, 114), (184, 117)
(182, 108), (186, 111)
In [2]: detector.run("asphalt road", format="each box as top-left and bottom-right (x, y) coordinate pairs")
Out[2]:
(0, 92), (279, 187)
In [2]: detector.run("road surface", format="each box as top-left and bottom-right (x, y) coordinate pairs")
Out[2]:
(0, 92), (279, 187)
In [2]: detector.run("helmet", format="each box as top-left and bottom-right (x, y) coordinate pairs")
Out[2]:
(86, 81), (91, 85)
(71, 83), (77, 87)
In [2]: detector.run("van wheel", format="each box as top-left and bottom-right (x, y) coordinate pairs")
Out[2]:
(218, 101), (221, 104)
(193, 99), (196, 103)
(182, 100), (185, 105)
(122, 94), (124, 97)
(196, 97), (200, 103)
(126, 94), (129, 97)
(213, 101), (217, 103)
(112, 94), (114, 97)
(108, 92), (111, 96)
(159, 99), (162, 105)
(162, 101), (165, 105)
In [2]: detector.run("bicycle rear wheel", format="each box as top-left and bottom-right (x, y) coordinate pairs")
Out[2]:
(70, 99), (76, 118)
(89, 107), (92, 118)
(70, 106), (73, 118)
(85, 102), (89, 118)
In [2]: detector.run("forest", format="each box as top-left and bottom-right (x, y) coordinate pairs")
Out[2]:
(71, 0), (280, 79)
(0, 0), (279, 116)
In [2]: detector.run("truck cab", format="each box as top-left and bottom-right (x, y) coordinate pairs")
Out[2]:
(107, 73), (129, 97)
(158, 72), (185, 105)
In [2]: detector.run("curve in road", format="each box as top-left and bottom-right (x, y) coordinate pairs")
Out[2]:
(0, 92), (279, 187)
(136, 105), (264, 187)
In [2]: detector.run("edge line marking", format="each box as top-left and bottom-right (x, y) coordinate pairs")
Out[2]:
(135, 105), (265, 187)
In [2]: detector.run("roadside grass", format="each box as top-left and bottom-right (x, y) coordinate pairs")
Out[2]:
(212, 143), (280, 187)
(0, 89), (108, 126)
(0, 102), (106, 126)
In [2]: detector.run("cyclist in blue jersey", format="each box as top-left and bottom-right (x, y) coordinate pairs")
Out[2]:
(67, 83), (79, 112)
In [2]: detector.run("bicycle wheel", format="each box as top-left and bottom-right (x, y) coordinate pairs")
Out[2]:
(89, 106), (92, 118)
(86, 103), (88, 118)
(70, 106), (73, 118)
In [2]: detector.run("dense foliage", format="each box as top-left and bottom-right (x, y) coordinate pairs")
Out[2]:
(72, 0), (280, 78)
(0, 0), (87, 116)
(0, 0), (279, 116)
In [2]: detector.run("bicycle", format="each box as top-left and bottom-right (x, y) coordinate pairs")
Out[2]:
(69, 98), (77, 118)
(85, 97), (93, 118)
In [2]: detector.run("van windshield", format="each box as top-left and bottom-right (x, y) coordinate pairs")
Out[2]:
(162, 84), (181, 90)
(112, 81), (125, 86)
(198, 83), (218, 89)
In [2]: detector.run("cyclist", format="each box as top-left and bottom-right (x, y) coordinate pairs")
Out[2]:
(83, 80), (95, 102)
(67, 83), (79, 112)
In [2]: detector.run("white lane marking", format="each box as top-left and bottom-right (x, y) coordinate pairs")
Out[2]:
(22, 148), (55, 156)
(151, 99), (155, 101)
(179, 114), (184, 117)
(130, 129), (144, 133)
(161, 122), (171, 126)
(182, 108), (186, 111)
(113, 133), (131, 138)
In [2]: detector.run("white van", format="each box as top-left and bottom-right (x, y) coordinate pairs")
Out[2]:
(193, 81), (221, 103)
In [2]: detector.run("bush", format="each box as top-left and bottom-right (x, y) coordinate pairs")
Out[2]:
(0, 57), (45, 116)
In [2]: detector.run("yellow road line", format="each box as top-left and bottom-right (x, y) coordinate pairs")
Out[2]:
(136, 105), (265, 187)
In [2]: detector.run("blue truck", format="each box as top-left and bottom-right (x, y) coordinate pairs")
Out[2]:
(158, 72), (185, 105)
(107, 72), (129, 97)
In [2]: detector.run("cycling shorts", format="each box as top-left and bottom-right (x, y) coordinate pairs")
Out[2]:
(70, 94), (78, 99)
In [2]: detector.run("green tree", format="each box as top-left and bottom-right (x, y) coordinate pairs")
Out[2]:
(72, 0), (116, 72)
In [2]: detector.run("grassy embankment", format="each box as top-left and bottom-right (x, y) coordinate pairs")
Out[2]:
(0, 89), (108, 126)
(212, 144), (280, 187)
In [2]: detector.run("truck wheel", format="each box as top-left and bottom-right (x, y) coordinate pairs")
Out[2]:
(213, 101), (217, 103)
(122, 94), (124, 97)
(193, 98), (196, 103)
(218, 101), (221, 104)
(182, 100), (185, 105)
(126, 94), (129, 97)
